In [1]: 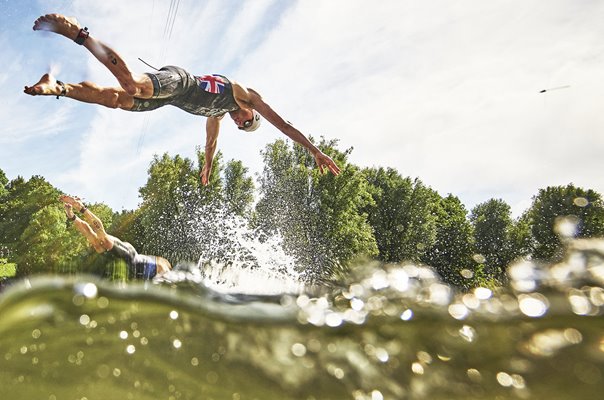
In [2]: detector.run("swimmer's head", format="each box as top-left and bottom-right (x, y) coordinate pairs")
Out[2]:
(231, 108), (261, 132)
(240, 110), (261, 132)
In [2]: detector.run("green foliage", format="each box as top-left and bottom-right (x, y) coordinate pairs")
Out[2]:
(138, 152), (204, 263)
(88, 203), (114, 229)
(470, 199), (515, 282)
(508, 212), (534, 259)
(362, 167), (438, 263)
(471, 263), (501, 290)
(311, 141), (378, 276)
(196, 146), (224, 204)
(223, 160), (254, 217)
(423, 194), (475, 288)
(15, 204), (88, 276)
(0, 168), (8, 199)
(528, 184), (604, 260)
(0, 259), (17, 277)
(255, 139), (377, 281)
(0, 175), (61, 261)
(108, 209), (145, 251)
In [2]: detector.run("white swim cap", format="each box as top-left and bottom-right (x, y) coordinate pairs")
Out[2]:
(240, 110), (262, 132)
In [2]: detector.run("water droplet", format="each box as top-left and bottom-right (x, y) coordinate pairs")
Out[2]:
(389, 268), (409, 291)
(473, 254), (486, 263)
(325, 313), (343, 327)
(568, 290), (591, 315)
(509, 260), (539, 292)
(474, 287), (492, 300)
(554, 216), (580, 238)
(459, 325), (477, 342)
(497, 371), (514, 387)
(460, 269), (474, 279)
(524, 329), (577, 357)
(400, 309), (413, 321)
(590, 287), (604, 306)
(518, 294), (549, 317)
(462, 294), (480, 309)
(574, 197), (589, 207)
(350, 298), (364, 311)
(449, 303), (469, 320)
(81, 283), (98, 298)
(564, 328), (583, 344)
(296, 295), (310, 308)
(291, 343), (307, 357)
(417, 351), (432, 364)
(411, 362), (424, 374)
(467, 368), (482, 382)
(72, 295), (85, 306)
(375, 348), (389, 362)
(429, 283), (451, 306)
(511, 374), (526, 389)
(369, 270), (389, 290)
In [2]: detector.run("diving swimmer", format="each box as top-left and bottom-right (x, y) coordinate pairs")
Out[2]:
(25, 14), (341, 185)
(61, 195), (171, 280)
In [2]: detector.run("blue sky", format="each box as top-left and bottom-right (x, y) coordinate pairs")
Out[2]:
(2, 0), (604, 217)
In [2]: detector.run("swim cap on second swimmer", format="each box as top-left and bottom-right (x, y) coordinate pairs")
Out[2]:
(241, 110), (261, 132)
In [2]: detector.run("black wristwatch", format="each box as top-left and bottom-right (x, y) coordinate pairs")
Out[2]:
(75, 27), (89, 45)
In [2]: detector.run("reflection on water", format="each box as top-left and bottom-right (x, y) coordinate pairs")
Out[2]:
(1, 237), (604, 399)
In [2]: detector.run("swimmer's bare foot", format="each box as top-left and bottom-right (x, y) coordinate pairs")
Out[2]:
(24, 74), (64, 96)
(33, 14), (81, 41)
(64, 203), (76, 220)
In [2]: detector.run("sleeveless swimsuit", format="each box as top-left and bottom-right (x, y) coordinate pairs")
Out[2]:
(108, 238), (157, 280)
(130, 65), (240, 117)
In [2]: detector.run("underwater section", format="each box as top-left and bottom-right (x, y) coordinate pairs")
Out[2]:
(1, 236), (604, 399)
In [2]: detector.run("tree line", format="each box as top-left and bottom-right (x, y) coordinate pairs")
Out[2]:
(1, 139), (603, 289)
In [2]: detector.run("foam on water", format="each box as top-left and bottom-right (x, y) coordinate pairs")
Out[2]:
(161, 207), (305, 295)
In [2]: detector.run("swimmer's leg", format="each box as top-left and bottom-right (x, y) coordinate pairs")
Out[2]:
(33, 13), (153, 98)
(25, 73), (135, 110)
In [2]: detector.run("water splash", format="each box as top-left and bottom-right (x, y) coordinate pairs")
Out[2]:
(48, 62), (61, 77)
(161, 205), (304, 294)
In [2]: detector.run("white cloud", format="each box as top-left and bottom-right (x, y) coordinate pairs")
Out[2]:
(208, 0), (279, 69)
(0, 35), (75, 143)
(235, 0), (604, 215)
